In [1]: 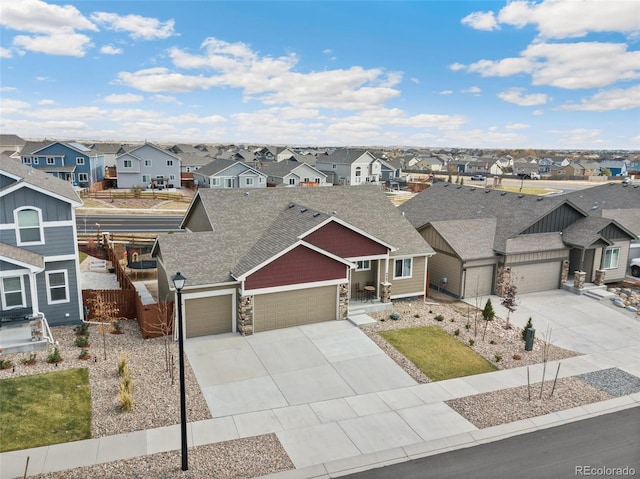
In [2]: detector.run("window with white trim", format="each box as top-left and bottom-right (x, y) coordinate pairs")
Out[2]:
(303, 177), (310, 183)
(224, 178), (233, 188)
(259, 177), (264, 183)
(167, 160), (174, 166)
(78, 173), (89, 183)
(142, 175), (151, 183)
(602, 247), (620, 269)
(394, 258), (412, 279)
(332, 164), (337, 169)
(354, 167), (362, 184)
(22, 157), (31, 165)
(46, 270), (69, 304)
(144, 160), (152, 167)
(212, 177), (221, 186)
(123, 159), (132, 168)
(169, 175), (176, 181)
(289, 178), (296, 185)
(315, 177), (321, 183)
(76, 157), (85, 165)
(356, 260), (370, 271)
(33, 157), (39, 164)
(15, 208), (43, 244)
(246, 177), (254, 186)
(46, 157), (55, 165)
(1, 276), (25, 309)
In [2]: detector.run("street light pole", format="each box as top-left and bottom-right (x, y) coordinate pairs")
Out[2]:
(171, 272), (188, 471)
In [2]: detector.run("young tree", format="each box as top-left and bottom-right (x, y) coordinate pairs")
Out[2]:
(481, 298), (495, 341)
(500, 279), (518, 329)
(86, 291), (120, 360)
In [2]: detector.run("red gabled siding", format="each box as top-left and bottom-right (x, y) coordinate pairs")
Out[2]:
(245, 245), (347, 290)
(305, 221), (388, 258)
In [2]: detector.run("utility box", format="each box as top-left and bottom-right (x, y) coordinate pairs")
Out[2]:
(525, 328), (535, 351)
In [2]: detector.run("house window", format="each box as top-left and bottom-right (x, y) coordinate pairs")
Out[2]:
(211, 178), (220, 186)
(46, 157), (55, 165)
(259, 177), (264, 183)
(15, 208), (43, 244)
(602, 247), (620, 269)
(169, 175), (176, 181)
(303, 177), (310, 183)
(1, 276), (25, 309)
(123, 159), (132, 168)
(224, 178), (233, 188)
(167, 160), (173, 166)
(46, 270), (69, 304)
(78, 173), (89, 183)
(144, 160), (152, 167)
(289, 178), (296, 185)
(22, 157), (31, 165)
(354, 167), (362, 184)
(246, 177), (254, 186)
(76, 157), (85, 165)
(332, 164), (337, 169)
(142, 175), (151, 183)
(394, 258), (412, 279)
(33, 157), (38, 164)
(356, 260), (371, 271)
(315, 178), (321, 183)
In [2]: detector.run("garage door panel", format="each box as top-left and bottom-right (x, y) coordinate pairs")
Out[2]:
(464, 265), (494, 297)
(255, 286), (337, 332)
(185, 295), (233, 337)
(510, 262), (561, 294)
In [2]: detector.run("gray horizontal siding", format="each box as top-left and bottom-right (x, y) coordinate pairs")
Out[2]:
(37, 259), (81, 326)
(0, 189), (72, 223)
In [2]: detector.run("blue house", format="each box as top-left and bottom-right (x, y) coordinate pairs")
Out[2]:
(1, 156), (84, 334)
(20, 140), (104, 188)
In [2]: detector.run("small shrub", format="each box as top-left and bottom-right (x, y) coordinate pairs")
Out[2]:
(513, 354), (522, 360)
(21, 353), (37, 365)
(121, 374), (133, 394)
(75, 335), (89, 347)
(117, 384), (133, 411)
(469, 339), (475, 346)
(489, 339), (497, 345)
(0, 359), (13, 370)
(47, 347), (62, 364)
(454, 328), (460, 336)
(117, 354), (129, 377)
(464, 323), (471, 330)
(494, 353), (502, 362)
(74, 322), (89, 336)
(522, 317), (534, 341)
(450, 318), (455, 322)
(413, 314), (420, 318)
(111, 320), (124, 334)
(434, 314), (444, 322)
(389, 313), (400, 321)
(79, 349), (91, 360)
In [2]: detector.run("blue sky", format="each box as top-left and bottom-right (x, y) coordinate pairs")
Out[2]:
(1, 0), (639, 149)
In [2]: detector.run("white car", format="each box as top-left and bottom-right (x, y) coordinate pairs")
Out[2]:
(631, 258), (640, 277)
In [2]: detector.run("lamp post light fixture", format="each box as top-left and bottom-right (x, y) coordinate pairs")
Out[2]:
(171, 271), (188, 471)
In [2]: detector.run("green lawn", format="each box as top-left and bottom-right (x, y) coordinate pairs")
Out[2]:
(79, 251), (88, 263)
(380, 326), (497, 381)
(0, 368), (92, 452)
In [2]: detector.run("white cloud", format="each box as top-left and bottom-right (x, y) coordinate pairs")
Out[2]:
(498, 88), (547, 106)
(100, 45), (123, 55)
(0, 98), (30, 115)
(462, 86), (481, 95)
(152, 94), (182, 104)
(461, 11), (498, 31)
(465, 42), (640, 89)
(547, 128), (606, 147)
(558, 85), (640, 111)
(532, 109), (544, 116)
(439, 90), (453, 95)
(117, 38), (403, 111)
(496, 0), (640, 39)
(0, 47), (12, 58)
(102, 93), (144, 104)
(90, 12), (176, 40)
(38, 99), (55, 105)
(1, 0), (97, 57)
(505, 122), (529, 130)
(22, 106), (107, 120)
(410, 77), (420, 84)
(449, 62), (465, 71)
(0, 86), (18, 92)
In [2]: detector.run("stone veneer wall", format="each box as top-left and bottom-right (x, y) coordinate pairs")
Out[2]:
(495, 265), (511, 297)
(339, 283), (349, 320)
(380, 282), (391, 303)
(237, 294), (254, 335)
(574, 271), (586, 289)
(561, 260), (570, 284)
(594, 269), (606, 286)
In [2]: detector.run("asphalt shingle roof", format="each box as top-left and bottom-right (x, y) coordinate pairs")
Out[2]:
(0, 242), (44, 269)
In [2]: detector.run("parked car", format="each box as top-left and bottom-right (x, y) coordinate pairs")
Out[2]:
(470, 175), (485, 181)
(516, 172), (540, 180)
(631, 258), (640, 277)
(622, 176), (631, 184)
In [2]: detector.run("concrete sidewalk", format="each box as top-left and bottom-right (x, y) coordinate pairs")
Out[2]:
(2, 291), (640, 479)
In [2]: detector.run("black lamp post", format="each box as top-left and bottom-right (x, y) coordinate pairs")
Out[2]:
(171, 271), (188, 471)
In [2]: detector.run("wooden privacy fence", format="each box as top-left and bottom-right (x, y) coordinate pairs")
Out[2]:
(80, 190), (190, 202)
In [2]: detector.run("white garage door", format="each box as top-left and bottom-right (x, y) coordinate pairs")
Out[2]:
(185, 294), (233, 338)
(254, 286), (337, 332)
(510, 262), (562, 294)
(464, 265), (494, 298)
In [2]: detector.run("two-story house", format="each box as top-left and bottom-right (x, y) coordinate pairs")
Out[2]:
(316, 149), (382, 185)
(115, 143), (182, 189)
(192, 159), (267, 189)
(20, 140), (105, 188)
(1, 156), (83, 333)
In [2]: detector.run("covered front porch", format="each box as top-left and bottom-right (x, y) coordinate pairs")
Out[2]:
(0, 313), (52, 355)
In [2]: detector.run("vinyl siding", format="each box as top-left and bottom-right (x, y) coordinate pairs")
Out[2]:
(36, 259), (81, 326)
(0, 189), (73, 223)
(426, 252), (462, 297)
(389, 255), (427, 298)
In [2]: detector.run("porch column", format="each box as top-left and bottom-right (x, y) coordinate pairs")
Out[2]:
(237, 294), (254, 335)
(574, 271), (586, 289)
(380, 282), (391, 303)
(338, 283), (349, 320)
(560, 260), (570, 284)
(594, 269), (606, 286)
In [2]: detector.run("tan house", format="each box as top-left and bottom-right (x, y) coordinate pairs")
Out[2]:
(153, 187), (434, 337)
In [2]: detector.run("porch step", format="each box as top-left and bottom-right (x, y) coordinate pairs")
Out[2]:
(0, 339), (49, 355)
(348, 313), (377, 327)
(584, 289), (617, 300)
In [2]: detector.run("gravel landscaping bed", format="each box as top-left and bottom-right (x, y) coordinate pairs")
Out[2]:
(577, 368), (640, 397)
(446, 377), (613, 429)
(364, 298), (580, 382)
(30, 434), (293, 479)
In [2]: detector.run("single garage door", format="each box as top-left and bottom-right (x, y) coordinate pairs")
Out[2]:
(463, 265), (494, 298)
(510, 262), (561, 294)
(254, 286), (337, 332)
(185, 295), (233, 338)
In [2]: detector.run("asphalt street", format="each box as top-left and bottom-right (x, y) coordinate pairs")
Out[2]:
(76, 214), (183, 233)
(343, 407), (640, 479)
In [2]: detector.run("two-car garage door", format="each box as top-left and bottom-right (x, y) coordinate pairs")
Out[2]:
(253, 286), (337, 332)
(509, 262), (562, 294)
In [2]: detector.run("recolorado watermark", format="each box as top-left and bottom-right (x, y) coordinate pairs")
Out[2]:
(576, 465), (636, 476)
